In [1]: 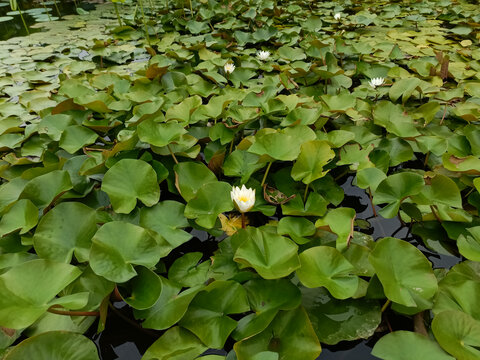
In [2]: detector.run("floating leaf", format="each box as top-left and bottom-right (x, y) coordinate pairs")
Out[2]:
(59, 125), (98, 154)
(19, 170), (73, 210)
(372, 331), (454, 360)
(432, 311), (480, 360)
(138, 120), (186, 147)
(118, 266), (162, 310)
(315, 208), (356, 252)
(369, 237), (437, 308)
(139, 201), (192, 257)
(4, 331), (99, 360)
(101, 159), (160, 214)
(0, 260), (82, 329)
(135, 277), (202, 330)
(89, 221), (161, 283)
(0, 199), (37, 236)
(174, 162), (217, 202)
(373, 172), (424, 218)
(277, 217), (315, 244)
(180, 280), (250, 348)
(223, 150), (265, 184)
(433, 261), (480, 320)
(234, 227), (300, 280)
(184, 181), (233, 228)
(297, 246), (359, 299)
(33, 202), (97, 263)
(291, 140), (334, 184)
(233, 279), (301, 341)
(168, 252), (209, 287)
(303, 287), (381, 345)
(234, 307), (321, 360)
(143, 327), (207, 360)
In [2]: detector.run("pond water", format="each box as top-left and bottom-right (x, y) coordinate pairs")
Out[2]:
(0, 0), (102, 40)
(1, 0), (469, 358)
(85, 176), (460, 359)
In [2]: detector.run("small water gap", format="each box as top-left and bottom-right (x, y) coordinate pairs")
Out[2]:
(0, 0), (103, 40)
(87, 175), (462, 359)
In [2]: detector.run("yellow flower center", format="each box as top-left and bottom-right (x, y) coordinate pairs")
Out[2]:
(238, 196), (249, 202)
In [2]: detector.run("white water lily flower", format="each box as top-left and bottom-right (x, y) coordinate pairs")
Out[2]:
(368, 77), (385, 88)
(257, 50), (270, 61)
(231, 185), (255, 213)
(224, 63), (235, 74)
(334, 13), (341, 20)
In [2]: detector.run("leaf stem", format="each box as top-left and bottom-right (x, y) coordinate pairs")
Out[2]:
(439, 103), (448, 125)
(138, 0), (151, 45)
(188, 0), (193, 17)
(241, 213), (246, 229)
(260, 162), (272, 187)
(430, 205), (442, 223)
(52, 0), (61, 18)
(17, 5), (30, 35)
(303, 183), (309, 203)
(167, 144), (179, 164)
(423, 151), (430, 168)
(47, 306), (99, 317)
(381, 299), (391, 313)
(113, 2), (122, 26)
(40, 0), (52, 21)
(368, 187), (377, 217)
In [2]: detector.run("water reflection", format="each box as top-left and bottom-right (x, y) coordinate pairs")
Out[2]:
(340, 175), (460, 269)
(91, 175), (462, 359)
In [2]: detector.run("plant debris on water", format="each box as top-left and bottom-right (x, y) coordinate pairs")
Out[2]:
(0, 0), (480, 359)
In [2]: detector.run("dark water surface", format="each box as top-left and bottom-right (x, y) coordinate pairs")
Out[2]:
(0, 0), (101, 40)
(88, 176), (460, 359)
(1, 6), (462, 357)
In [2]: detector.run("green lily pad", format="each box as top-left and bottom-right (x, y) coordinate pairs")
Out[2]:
(168, 252), (210, 287)
(223, 150), (265, 184)
(59, 125), (98, 154)
(0, 259), (82, 329)
(291, 140), (335, 184)
(139, 201), (192, 257)
(297, 246), (359, 299)
(19, 170), (73, 210)
(302, 287), (381, 345)
(180, 280), (250, 349)
(277, 217), (316, 244)
(33, 202), (97, 263)
(315, 208), (356, 252)
(138, 120), (187, 147)
(143, 327), (207, 360)
(373, 101), (420, 138)
(234, 227), (300, 280)
(373, 172), (425, 218)
(234, 307), (321, 360)
(372, 331), (454, 360)
(432, 311), (480, 360)
(458, 227), (480, 262)
(433, 261), (480, 320)
(369, 237), (437, 308)
(0, 199), (38, 237)
(174, 161), (217, 202)
(232, 279), (302, 341)
(134, 277), (203, 330)
(118, 266), (162, 310)
(281, 192), (328, 217)
(3, 331), (99, 360)
(101, 159), (160, 214)
(184, 181), (233, 228)
(89, 221), (161, 283)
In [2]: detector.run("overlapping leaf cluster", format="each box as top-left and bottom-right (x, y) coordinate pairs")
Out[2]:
(0, 0), (480, 359)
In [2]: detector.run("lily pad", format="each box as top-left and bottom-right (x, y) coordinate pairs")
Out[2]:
(101, 159), (160, 214)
